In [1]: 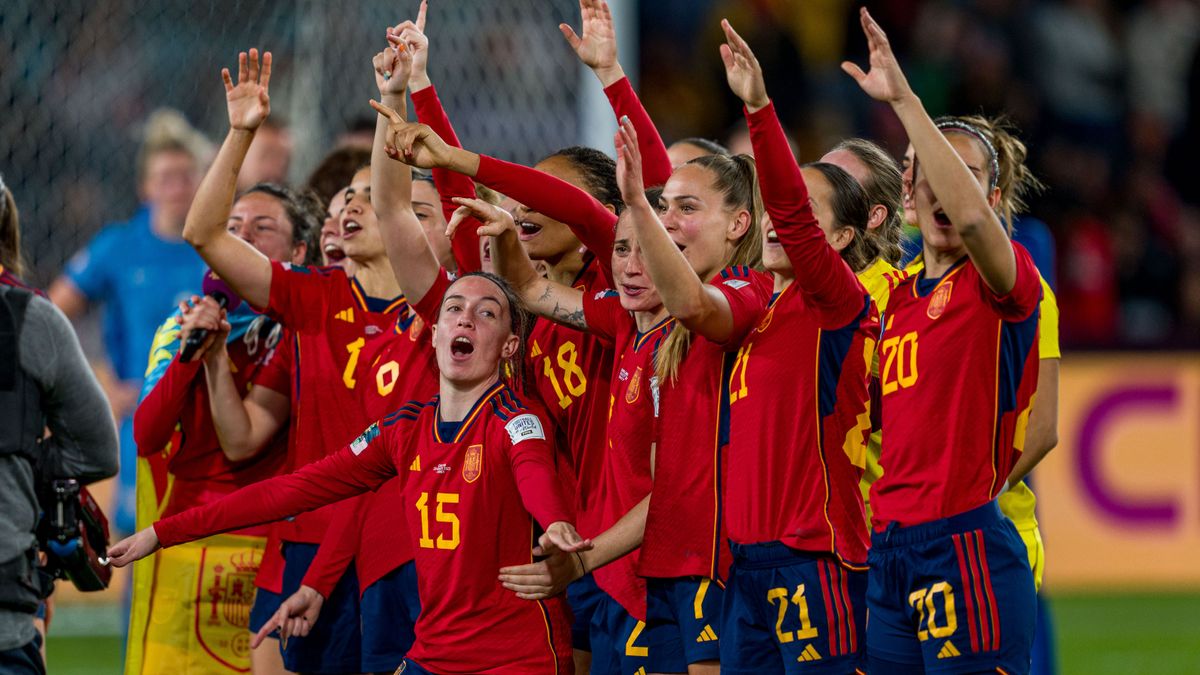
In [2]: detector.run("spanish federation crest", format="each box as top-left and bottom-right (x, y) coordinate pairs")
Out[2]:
(927, 281), (953, 320)
(463, 444), (483, 484)
(197, 546), (261, 669)
(625, 366), (643, 404)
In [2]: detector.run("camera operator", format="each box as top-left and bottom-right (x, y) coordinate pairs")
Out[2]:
(1, 178), (119, 673)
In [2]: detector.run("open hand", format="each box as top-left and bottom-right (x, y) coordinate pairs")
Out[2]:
(498, 550), (584, 601)
(841, 7), (913, 105)
(106, 527), (161, 567)
(560, 0), (623, 86)
(222, 49), (272, 131)
(536, 521), (593, 556)
(614, 116), (646, 206)
(719, 19), (769, 112)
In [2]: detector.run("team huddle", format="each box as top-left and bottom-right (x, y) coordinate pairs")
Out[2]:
(104, 2), (1061, 674)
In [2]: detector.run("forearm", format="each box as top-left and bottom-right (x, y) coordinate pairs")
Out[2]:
(891, 95), (1014, 290)
(603, 77), (672, 187)
(133, 356), (202, 455)
(493, 228), (586, 330)
(204, 356), (269, 461)
(1007, 359), (1059, 485)
(512, 442), (574, 528)
(580, 494), (648, 572)
(629, 200), (728, 338)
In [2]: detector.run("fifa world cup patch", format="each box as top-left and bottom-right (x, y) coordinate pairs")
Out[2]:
(350, 422), (381, 455)
(927, 281), (953, 319)
(722, 278), (750, 290)
(505, 414), (546, 444)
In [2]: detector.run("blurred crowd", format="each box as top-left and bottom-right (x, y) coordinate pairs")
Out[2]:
(638, 0), (1200, 348)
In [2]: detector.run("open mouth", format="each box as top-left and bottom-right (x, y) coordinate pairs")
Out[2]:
(343, 219), (363, 237)
(323, 243), (347, 262)
(517, 221), (543, 240)
(621, 284), (645, 297)
(450, 335), (475, 358)
(765, 230), (780, 244)
(933, 210), (953, 228)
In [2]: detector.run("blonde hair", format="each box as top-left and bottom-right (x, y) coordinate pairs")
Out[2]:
(831, 138), (904, 265)
(935, 115), (1045, 231)
(136, 108), (214, 182)
(0, 179), (23, 277)
(654, 154), (763, 384)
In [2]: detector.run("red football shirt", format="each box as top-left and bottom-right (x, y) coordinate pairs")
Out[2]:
(722, 103), (878, 564)
(133, 317), (291, 537)
(638, 267), (772, 581)
(582, 289), (673, 620)
(155, 381), (575, 675)
(870, 245), (1041, 529)
(259, 261), (409, 544)
(525, 258), (614, 535)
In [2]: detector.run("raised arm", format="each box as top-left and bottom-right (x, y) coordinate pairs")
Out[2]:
(724, 21), (863, 324)
(133, 308), (202, 456)
(616, 118), (737, 342)
(446, 197), (589, 332)
(561, 0), (672, 186)
(369, 42), (445, 309)
(393, 5), (483, 273)
(181, 49), (275, 309)
(843, 9), (1015, 294)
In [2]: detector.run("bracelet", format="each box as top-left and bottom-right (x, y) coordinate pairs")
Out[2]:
(574, 551), (587, 575)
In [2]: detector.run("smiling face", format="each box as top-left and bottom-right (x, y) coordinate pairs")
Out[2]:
(658, 163), (751, 281)
(412, 179), (453, 270)
(227, 191), (303, 264)
(432, 275), (520, 387)
(337, 167), (385, 263)
(321, 187), (351, 268)
(912, 132), (999, 255)
(612, 214), (663, 313)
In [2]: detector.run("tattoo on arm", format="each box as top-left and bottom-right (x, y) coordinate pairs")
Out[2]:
(551, 302), (587, 330)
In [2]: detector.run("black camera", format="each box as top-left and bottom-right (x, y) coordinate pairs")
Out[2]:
(37, 479), (112, 592)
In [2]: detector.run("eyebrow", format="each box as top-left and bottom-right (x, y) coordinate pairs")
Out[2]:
(412, 200), (437, 210)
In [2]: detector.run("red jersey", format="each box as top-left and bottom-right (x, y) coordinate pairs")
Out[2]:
(155, 381), (575, 675)
(526, 257), (613, 535)
(722, 103), (877, 565)
(0, 265), (42, 294)
(583, 289), (673, 620)
(302, 274), (444, 595)
(639, 267), (772, 580)
(870, 245), (1041, 529)
(133, 316), (291, 537)
(258, 261), (409, 544)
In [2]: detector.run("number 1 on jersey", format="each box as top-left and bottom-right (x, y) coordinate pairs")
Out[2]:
(343, 337), (365, 389)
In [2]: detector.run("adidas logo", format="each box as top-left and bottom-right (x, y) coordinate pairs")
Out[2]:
(633, 669), (646, 675)
(335, 307), (355, 322)
(797, 644), (822, 662)
(409, 456), (421, 471)
(696, 625), (718, 643)
(937, 640), (961, 659)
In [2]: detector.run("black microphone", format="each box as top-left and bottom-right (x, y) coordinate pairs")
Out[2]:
(179, 270), (243, 361)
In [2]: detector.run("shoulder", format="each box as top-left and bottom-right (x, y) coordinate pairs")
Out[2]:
(488, 387), (549, 446)
(384, 396), (437, 427)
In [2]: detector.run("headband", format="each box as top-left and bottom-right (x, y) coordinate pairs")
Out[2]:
(935, 119), (999, 192)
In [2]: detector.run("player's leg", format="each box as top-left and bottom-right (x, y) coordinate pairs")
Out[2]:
(278, 543), (362, 674)
(359, 561), (419, 674)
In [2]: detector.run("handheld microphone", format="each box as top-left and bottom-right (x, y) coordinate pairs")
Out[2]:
(179, 269), (243, 361)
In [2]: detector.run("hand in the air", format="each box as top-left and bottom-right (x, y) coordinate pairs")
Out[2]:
(223, 48), (272, 131)
(719, 19), (769, 112)
(560, 0), (624, 86)
(368, 99), (454, 169)
(841, 7), (914, 105)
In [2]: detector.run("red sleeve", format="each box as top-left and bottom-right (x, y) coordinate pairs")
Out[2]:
(474, 154), (617, 281)
(581, 288), (624, 347)
(300, 496), (363, 598)
(264, 262), (344, 333)
(603, 77), (672, 187)
(745, 103), (866, 329)
(133, 355), (202, 456)
(411, 267), (453, 327)
(254, 531), (285, 593)
(709, 267), (772, 349)
(249, 332), (292, 395)
(505, 414), (573, 527)
(410, 85), (482, 273)
(984, 242), (1042, 322)
(154, 421), (398, 547)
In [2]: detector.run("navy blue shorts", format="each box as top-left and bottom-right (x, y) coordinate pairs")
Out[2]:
(360, 561), (421, 672)
(867, 500), (1036, 674)
(279, 542), (362, 674)
(645, 576), (723, 672)
(587, 590), (649, 675)
(720, 542), (865, 674)
(567, 573), (604, 651)
(248, 587), (282, 636)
